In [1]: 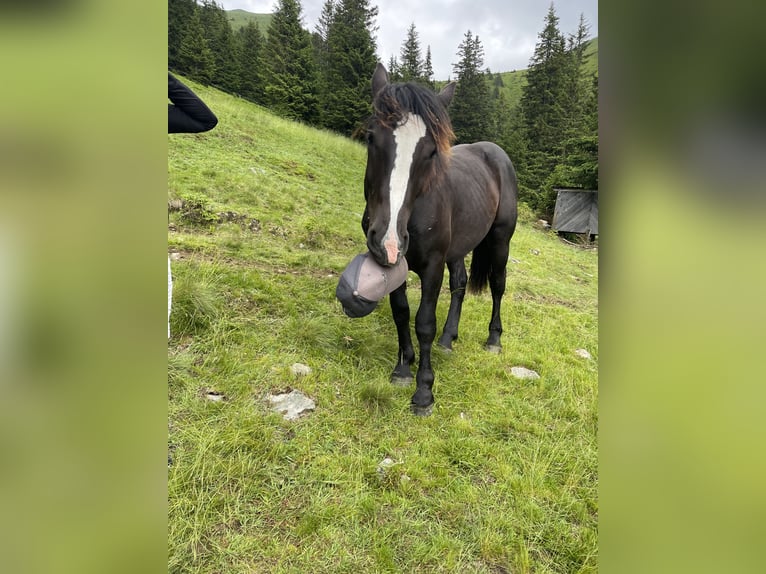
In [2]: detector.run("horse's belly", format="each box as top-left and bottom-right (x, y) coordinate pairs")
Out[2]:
(446, 181), (500, 258)
(445, 218), (494, 260)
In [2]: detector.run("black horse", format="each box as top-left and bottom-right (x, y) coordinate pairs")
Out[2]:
(362, 63), (518, 415)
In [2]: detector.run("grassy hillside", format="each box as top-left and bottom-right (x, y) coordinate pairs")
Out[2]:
(226, 9), (272, 33)
(168, 76), (598, 573)
(582, 36), (598, 77)
(495, 36), (598, 110)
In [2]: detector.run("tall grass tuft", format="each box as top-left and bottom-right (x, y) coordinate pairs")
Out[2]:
(169, 261), (225, 337)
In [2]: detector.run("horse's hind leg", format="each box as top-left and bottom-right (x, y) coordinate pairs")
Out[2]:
(389, 282), (415, 386)
(438, 259), (467, 351)
(486, 230), (512, 353)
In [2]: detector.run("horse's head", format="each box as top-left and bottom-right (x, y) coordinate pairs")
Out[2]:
(363, 63), (456, 267)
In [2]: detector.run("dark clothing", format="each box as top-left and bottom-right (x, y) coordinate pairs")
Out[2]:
(168, 73), (218, 134)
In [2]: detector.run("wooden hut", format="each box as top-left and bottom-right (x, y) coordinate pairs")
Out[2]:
(552, 188), (598, 239)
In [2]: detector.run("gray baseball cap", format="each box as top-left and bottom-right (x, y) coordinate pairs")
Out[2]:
(336, 252), (409, 318)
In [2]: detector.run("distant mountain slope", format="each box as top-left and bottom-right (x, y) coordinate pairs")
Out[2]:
(582, 36), (598, 76)
(226, 9), (272, 33)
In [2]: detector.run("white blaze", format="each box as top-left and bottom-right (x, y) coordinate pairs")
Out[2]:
(383, 113), (427, 264)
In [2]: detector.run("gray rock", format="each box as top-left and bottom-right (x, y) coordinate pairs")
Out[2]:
(290, 363), (312, 376)
(510, 366), (540, 380)
(377, 457), (397, 479)
(268, 390), (315, 420)
(575, 348), (592, 359)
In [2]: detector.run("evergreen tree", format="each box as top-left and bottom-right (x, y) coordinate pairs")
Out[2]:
(492, 72), (504, 97)
(169, 0), (196, 71)
(178, 5), (216, 84)
(237, 21), (266, 104)
(423, 46), (435, 89)
(518, 3), (569, 213)
(312, 0), (336, 75)
(321, 0), (379, 135)
(209, 3), (241, 93)
(548, 73), (598, 192)
(494, 91), (527, 167)
(387, 55), (401, 82)
(560, 14), (592, 155)
(314, 0), (336, 44)
(399, 23), (423, 83)
(262, 0), (319, 123)
(450, 30), (493, 143)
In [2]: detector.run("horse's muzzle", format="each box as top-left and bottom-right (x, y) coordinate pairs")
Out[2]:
(367, 230), (408, 267)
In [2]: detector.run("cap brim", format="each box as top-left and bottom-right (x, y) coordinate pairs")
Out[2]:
(336, 252), (408, 318)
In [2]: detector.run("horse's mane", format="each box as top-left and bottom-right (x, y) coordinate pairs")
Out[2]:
(372, 82), (456, 157)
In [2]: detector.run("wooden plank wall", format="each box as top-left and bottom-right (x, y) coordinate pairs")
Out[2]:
(552, 189), (598, 235)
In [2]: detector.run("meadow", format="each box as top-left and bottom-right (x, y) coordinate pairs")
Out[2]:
(168, 76), (598, 573)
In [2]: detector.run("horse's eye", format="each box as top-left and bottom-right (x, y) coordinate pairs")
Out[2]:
(366, 131), (374, 145)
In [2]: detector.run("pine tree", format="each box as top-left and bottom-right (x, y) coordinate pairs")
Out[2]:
(312, 0), (336, 76)
(237, 21), (266, 104)
(494, 91), (527, 167)
(178, 6), (216, 84)
(387, 55), (401, 82)
(208, 3), (241, 93)
(399, 23), (423, 83)
(561, 14), (592, 155)
(549, 73), (598, 192)
(315, 0), (336, 44)
(519, 3), (569, 213)
(320, 0), (379, 135)
(262, 0), (319, 123)
(450, 31), (493, 143)
(169, 0), (196, 71)
(423, 46), (435, 89)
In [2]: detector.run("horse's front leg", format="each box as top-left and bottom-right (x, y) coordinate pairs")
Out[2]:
(411, 264), (445, 416)
(389, 281), (415, 386)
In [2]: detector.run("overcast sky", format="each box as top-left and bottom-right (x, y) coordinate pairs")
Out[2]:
(217, 0), (598, 79)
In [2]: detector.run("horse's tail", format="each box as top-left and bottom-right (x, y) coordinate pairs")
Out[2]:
(468, 239), (491, 294)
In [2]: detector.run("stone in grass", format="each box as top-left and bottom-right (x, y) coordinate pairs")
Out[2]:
(377, 457), (411, 485)
(202, 389), (226, 402)
(268, 389), (315, 421)
(377, 457), (396, 478)
(290, 363), (312, 376)
(575, 348), (592, 359)
(510, 366), (540, 380)
(377, 456), (404, 481)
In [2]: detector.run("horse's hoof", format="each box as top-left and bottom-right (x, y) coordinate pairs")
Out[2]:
(410, 402), (434, 417)
(486, 344), (502, 354)
(437, 337), (454, 352)
(391, 376), (413, 387)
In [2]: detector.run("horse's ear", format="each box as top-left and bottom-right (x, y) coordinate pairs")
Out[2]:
(438, 82), (457, 108)
(372, 63), (389, 97)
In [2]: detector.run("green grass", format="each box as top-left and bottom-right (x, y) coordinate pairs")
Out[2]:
(168, 76), (597, 573)
(582, 37), (598, 77)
